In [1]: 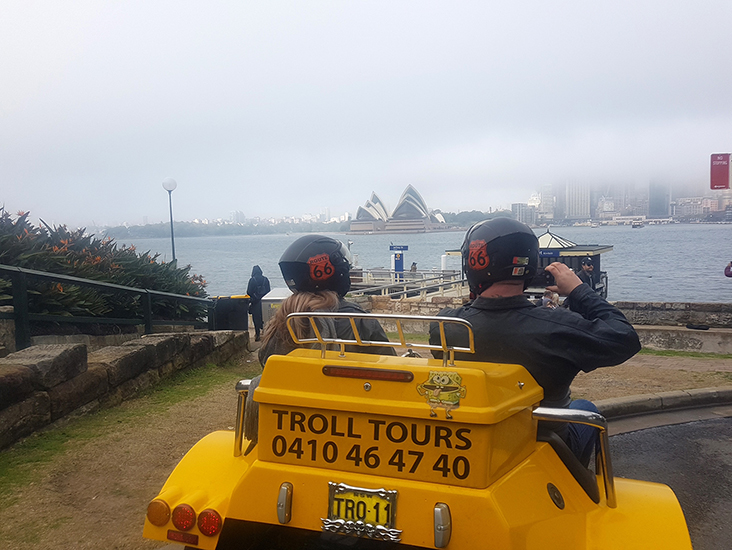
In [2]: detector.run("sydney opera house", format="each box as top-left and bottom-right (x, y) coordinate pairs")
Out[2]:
(349, 185), (447, 233)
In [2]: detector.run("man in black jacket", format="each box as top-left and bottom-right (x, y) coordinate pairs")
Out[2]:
(577, 256), (596, 290)
(430, 218), (640, 466)
(247, 265), (270, 341)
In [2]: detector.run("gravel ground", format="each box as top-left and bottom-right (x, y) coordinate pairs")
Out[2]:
(1, 346), (730, 550)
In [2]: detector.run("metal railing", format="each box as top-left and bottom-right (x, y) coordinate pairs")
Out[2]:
(350, 270), (467, 299)
(0, 264), (214, 350)
(286, 311), (475, 367)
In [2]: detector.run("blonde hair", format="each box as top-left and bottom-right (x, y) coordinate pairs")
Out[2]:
(260, 290), (340, 349)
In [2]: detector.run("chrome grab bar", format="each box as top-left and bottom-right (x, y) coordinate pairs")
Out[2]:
(234, 379), (251, 457)
(532, 406), (616, 508)
(285, 312), (474, 367)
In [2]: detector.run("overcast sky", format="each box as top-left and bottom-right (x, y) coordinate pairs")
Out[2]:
(2, 1), (731, 228)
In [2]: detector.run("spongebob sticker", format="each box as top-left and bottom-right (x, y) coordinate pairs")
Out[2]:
(416, 371), (467, 419)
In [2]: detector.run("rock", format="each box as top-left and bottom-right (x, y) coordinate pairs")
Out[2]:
(88, 344), (157, 387)
(0, 364), (36, 410)
(0, 344), (87, 390)
(0, 392), (50, 450)
(47, 366), (109, 420)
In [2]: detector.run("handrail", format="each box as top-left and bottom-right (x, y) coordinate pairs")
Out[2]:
(285, 312), (474, 367)
(386, 278), (468, 299)
(350, 273), (466, 299)
(0, 265), (210, 303)
(0, 263), (214, 350)
(532, 406), (616, 508)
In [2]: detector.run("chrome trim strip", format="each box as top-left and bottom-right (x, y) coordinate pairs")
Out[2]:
(233, 379), (251, 457)
(277, 482), (293, 524)
(321, 518), (402, 542)
(433, 502), (452, 548)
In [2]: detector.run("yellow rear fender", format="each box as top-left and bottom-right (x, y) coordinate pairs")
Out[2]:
(142, 430), (255, 550)
(586, 478), (692, 550)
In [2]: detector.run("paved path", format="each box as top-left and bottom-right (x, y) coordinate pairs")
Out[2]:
(611, 417), (732, 550)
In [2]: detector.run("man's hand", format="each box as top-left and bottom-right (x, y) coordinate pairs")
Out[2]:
(545, 262), (582, 296)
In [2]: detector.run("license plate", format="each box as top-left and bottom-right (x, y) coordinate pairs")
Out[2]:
(322, 482), (402, 542)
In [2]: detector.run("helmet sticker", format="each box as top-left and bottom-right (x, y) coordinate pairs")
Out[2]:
(512, 256), (529, 265)
(468, 240), (489, 270)
(512, 267), (525, 276)
(308, 253), (335, 281)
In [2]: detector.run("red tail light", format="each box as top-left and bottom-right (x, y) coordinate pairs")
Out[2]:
(198, 509), (223, 536)
(147, 499), (170, 526)
(322, 365), (414, 382)
(172, 504), (196, 531)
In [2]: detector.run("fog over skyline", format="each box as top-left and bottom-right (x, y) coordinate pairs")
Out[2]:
(2, 1), (731, 229)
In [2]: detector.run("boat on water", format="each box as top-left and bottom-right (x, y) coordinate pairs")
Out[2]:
(631, 220), (644, 228)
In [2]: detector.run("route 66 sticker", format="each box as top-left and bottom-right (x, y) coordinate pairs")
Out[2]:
(308, 253), (335, 281)
(468, 240), (488, 270)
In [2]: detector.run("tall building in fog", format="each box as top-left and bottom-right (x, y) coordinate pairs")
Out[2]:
(536, 185), (554, 222)
(594, 196), (617, 219)
(564, 181), (590, 220)
(648, 181), (671, 218)
(231, 210), (246, 224)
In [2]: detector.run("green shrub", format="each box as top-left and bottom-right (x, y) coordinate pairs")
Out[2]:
(0, 208), (208, 330)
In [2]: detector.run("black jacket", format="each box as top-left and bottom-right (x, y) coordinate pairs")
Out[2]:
(429, 284), (640, 409)
(246, 266), (270, 305)
(258, 298), (396, 366)
(337, 299), (397, 356)
(577, 269), (595, 290)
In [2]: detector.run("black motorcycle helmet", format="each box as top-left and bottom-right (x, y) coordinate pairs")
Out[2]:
(279, 235), (352, 296)
(461, 217), (539, 295)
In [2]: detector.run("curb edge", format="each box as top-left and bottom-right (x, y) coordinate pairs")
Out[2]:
(596, 386), (732, 419)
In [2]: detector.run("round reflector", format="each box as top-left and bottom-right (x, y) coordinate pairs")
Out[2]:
(146, 499), (170, 526)
(198, 509), (223, 536)
(172, 504), (196, 531)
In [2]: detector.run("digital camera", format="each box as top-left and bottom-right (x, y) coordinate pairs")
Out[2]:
(536, 268), (555, 287)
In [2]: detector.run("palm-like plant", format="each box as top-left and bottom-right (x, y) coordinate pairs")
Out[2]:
(0, 208), (208, 331)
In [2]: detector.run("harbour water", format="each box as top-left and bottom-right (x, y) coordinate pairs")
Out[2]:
(120, 224), (732, 303)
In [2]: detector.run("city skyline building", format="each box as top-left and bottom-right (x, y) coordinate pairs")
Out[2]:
(648, 181), (671, 218)
(511, 203), (537, 226)
(564, 180), (591, 220)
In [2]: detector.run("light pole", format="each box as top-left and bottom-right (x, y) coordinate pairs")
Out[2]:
(162, 177), (177, 262)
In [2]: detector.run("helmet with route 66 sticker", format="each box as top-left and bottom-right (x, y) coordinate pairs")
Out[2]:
(461, 217), (538, 295)
(279, 234), (353, 296)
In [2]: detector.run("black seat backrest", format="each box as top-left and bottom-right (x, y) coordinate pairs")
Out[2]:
(537, 427), (600, 504)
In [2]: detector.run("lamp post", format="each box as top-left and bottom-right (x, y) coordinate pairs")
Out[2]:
(162, 177), (177, 262)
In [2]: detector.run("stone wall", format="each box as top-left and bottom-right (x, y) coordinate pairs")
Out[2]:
(369, 295), (465, 333)
(366, 296), (732, 329)
(0, 330), (249, 450)
(613, 302), (732, 328)
(635, 326), (732, 354)
(0, 306), (14, 358)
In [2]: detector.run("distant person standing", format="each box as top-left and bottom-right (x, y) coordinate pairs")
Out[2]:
(726, 262), (732, 277)
(577, 257), (596, 290)
(247, 265), (270, 341)
(410, 262), (417, 273)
